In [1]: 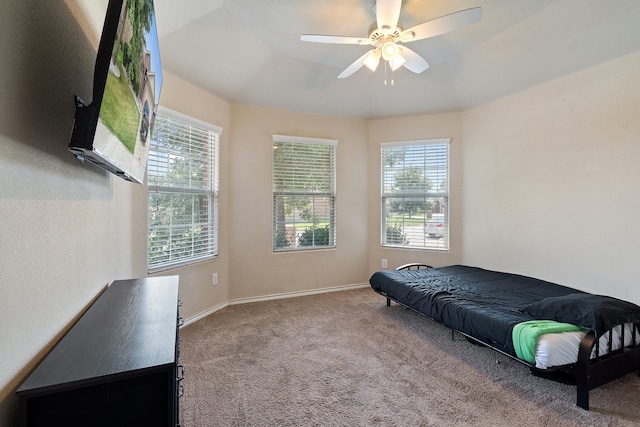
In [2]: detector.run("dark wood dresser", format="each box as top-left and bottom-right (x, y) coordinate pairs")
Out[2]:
(16, 276), (182, 426)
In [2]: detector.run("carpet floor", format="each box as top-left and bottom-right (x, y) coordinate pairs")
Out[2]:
(178, 287), (640, 426)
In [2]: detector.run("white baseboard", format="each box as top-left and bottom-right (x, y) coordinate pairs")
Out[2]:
(228, 282), (369, 306)
(182, 301), (228, 327)
(181, 282), (369, 327)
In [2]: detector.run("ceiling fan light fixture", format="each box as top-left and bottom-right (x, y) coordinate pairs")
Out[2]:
(381, 41), (399, 61)
(301, 2), (483, 82)
(363, 50), (381, 71)
(389, 53), (405, 71)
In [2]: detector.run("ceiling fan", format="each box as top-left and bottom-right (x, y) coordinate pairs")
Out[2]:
(300, 0), (482, 83)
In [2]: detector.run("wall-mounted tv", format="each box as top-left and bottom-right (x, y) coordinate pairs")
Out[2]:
(69, 0), (162, 184)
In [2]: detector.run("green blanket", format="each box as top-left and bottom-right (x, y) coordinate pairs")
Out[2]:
(512, 320), (584, 364)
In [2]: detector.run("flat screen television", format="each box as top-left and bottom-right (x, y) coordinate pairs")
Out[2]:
(69, 0), (162, 184)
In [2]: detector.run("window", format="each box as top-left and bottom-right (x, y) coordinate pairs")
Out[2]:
(147, 107), (221, 272)
(273, 135), (337, 251)
(381, 139), (449, 250)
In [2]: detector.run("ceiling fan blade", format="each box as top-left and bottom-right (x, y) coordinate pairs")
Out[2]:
(400, 7), (482, 42)
(376, 0), (402, 35)
(338, 50), (374, 79)
(399, 46), (430, 74)
(301, 34), (371, 45)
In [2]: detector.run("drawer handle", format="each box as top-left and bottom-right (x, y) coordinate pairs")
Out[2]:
(178, 385), (184, 398)
(177, 364), (185, 381)
(178, 317), (184, 327)
(178, 299), (183, 307)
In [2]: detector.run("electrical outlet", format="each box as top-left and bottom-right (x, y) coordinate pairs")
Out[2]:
(382, 259), (388, 268)
(212, 273), (218, 286)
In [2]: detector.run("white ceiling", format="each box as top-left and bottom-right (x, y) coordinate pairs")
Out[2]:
(154, 0), (640, 119)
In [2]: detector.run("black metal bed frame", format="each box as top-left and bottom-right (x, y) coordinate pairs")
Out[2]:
(377, 263), (640, 410)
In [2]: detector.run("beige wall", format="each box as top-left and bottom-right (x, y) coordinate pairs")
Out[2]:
(228, 105), (370, 300)
(0, 2), (230, 424)
(0, 1), (147, 424)
(461, 51), (640, 303)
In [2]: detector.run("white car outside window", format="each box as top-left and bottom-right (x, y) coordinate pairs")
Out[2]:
(424, 213), (445, 237)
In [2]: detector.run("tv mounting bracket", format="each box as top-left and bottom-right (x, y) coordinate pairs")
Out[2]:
(75, 95), (86, 109)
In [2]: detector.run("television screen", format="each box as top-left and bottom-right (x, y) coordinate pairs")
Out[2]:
(69, 0), (162, 184)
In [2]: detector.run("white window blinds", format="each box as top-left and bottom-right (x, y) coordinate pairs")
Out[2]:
(381, 139), (449, 250)
(273, 135), (337, 251)
(147, 107), (221, 272)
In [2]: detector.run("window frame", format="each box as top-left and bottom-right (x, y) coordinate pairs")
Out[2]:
(381, 138), (450, 251)
(272, 135), (337, 252)
(147, 106), (222, 273)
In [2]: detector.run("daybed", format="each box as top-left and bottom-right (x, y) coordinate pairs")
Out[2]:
(369, 264), (640, 410)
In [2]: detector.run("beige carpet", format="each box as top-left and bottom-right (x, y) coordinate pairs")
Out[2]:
(178, 287), (640, 426)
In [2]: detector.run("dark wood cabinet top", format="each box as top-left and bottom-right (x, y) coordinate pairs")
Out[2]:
(17, 276), (180, 395)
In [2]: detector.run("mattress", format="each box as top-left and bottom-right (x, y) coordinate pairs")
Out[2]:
(535, 323), (640, 369)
